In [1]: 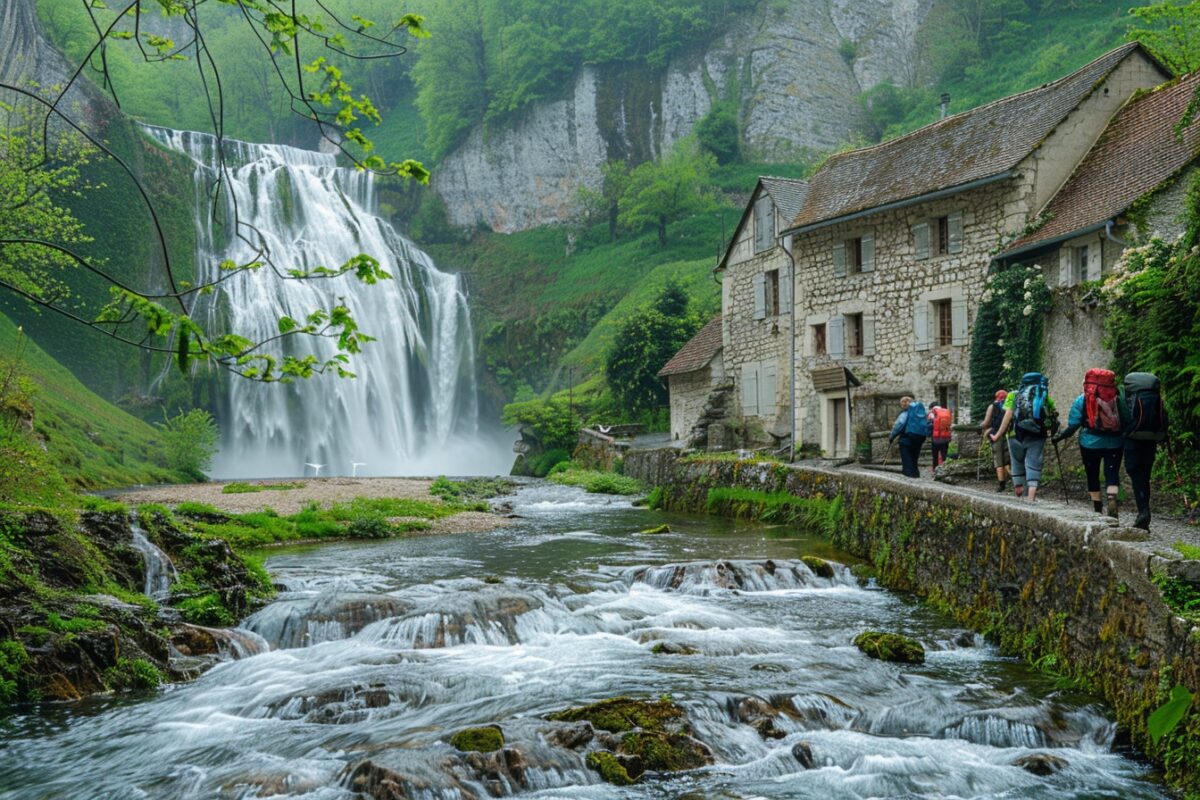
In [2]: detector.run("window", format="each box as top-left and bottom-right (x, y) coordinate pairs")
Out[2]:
(914, 211), (963, 260)
(935, 216), (950, 255)
(765, 269), (780, 316)
(812, 323), (827, 356)
(832, 231), (874, 276)
(1074, 245), (1089, 285)
(938, 384), (959, 418)
(935, 299), (953, 347)
(846, 313), (864, 357)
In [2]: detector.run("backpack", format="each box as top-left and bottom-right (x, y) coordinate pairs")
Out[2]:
(1013, 372), (1049, 436)
(1124, 372), (1168, 442)
(905, 401), (932, 437)
(1083, 368), (1120, 434)
(931, 406), (953, 442)
(988, 399), (1006, 435)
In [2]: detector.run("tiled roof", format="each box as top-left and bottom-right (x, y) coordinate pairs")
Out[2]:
(789, 43), (1160, 231)
(760, 177), (810, 222)
(1005, 72), (1200, 254)
(658, 315), (723, 377)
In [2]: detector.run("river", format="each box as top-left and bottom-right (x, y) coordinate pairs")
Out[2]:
(0, 484), (1168, 798)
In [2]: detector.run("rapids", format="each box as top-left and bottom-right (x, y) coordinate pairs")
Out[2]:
(0, 484), (1168, 798)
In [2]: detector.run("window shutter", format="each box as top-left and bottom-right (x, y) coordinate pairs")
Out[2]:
(862, 313), (876, 356)
(753, 197), (767, 253)
(741, 367), (759, 416)
(913, 222), (930, 260)
(828, 316), (845, 360)
(1088, 245), (1101, 282)
(832, 241), (846, 277)
(861, 230), (875, 273)
(761, 361), (777, 415)
(752, 272), (766, 320)
(779, 263), (791, 311)
(948, 211), (964, 254)
(951, 298), (968, 346)
(914, 301), (931, 351)
(762, 198), (775, 248)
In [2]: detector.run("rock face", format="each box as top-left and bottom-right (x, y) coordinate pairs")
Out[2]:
(433, 0), (929, 232)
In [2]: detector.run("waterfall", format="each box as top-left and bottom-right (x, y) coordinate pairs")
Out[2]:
(145, 126), (490, 477)
(129, 523), (177, 600)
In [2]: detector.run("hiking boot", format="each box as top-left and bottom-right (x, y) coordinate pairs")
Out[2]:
(1093, 500), (1103, 513)
(1134, 511), (1151, 531)
(995, 481), (1007, 493)
(1106, 497), (1119, 521)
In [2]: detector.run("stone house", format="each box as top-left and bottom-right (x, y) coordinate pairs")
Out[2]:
(998, 71), (1200, 404)
(779, 43), (1169, 457)
(658, 315), (724, 443)
(714, 177), (809, 444)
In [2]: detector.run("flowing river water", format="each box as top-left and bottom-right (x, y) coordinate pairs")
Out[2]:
(0, 484), (1169, 799)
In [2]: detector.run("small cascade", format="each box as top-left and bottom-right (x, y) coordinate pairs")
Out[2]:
(242, 592), (407, 649)
(129, 523), (177, 600)
(625, 558), (853, 594)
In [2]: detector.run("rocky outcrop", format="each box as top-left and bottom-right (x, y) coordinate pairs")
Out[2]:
(434, 0), (929, 232)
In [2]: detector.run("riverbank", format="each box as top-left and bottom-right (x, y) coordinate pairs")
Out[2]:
(624, 449), (1200, 796)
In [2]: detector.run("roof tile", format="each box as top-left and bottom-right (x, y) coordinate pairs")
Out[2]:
(658, 315), (723, 377)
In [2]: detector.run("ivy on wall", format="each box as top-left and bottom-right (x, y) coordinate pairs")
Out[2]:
(969, 262), (1053, 418)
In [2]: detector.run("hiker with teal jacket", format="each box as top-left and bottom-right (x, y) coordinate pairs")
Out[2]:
(1052, 368), (1123, 519)
(990, 372), (1058, 501)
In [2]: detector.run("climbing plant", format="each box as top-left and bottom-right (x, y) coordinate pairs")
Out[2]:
(969, 262), (1054, 418)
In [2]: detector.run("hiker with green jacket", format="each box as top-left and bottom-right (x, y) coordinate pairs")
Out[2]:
(990, 372), (1058, 501)
(1052, 368), (1123, 519)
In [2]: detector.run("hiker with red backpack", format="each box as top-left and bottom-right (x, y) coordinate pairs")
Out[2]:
(1052, 368), (1124, 519)
(1121, 372), (1169, 531)
(990, 372), (1059, 501)
(928, 402), (953, 476)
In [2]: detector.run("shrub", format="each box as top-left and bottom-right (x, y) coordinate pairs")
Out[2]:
(156, 409), (219, 481)
(176, 593), (234, 626)
(0, 639), (30, 703)
(345, 515), (395, 539)
(104, 657), (162, 691)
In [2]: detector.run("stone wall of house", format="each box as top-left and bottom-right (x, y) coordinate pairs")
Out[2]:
(433, 0), (931, 232)
(668, 366), (718, 443)
(722, 202), (794, 440)
(791, 177), (1033, 453)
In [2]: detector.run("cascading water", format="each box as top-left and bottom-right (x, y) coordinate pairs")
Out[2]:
(129, 522), (177, 600)
(144, 126), (505, 478)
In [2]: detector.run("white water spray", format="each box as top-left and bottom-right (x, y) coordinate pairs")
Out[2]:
(146, 127), (505, 477)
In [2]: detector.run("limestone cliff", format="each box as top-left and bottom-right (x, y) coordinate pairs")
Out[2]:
(433, 0), (929, 233)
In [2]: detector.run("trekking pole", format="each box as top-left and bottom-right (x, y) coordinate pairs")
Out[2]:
(1051, 437), (1069, 505)
(976, 434), (987, 483)
(882, 439), (894, 467)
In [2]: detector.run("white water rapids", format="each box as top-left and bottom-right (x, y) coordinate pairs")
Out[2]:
(144, 127), (510, 478)
(0, 485), (1170, 799)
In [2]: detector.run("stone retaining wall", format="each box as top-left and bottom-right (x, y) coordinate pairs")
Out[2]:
(625, 448), (1200, 793)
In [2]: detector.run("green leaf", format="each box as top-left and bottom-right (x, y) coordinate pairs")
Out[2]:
(1148, 684), (1194, 744)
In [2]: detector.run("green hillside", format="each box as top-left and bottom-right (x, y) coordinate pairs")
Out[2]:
(0, 312), (177, 496)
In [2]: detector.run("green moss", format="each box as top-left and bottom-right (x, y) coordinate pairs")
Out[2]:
(547, 696), (683, 733)
(176, 593), (234, 627)
(585, 751), (635, 786)
(429, 476), (516, 503)
(547, 464), (645, 495)
(620, 730), (708, 772)
(0, 639), (30, 703)
(639, 524), (671, 535)
(802, 556), (835, 579)
(448, 726), (504, 753)
(1174, 542), (1200, 561)
(643, 487), (665, 510)
(1153, 573), (1200, 623)
(103, 657), (162, 692)
(854, 631), (926, 664)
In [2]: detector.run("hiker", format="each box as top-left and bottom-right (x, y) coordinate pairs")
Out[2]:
(1121, 372), (1169, 530)
(1052, 368), (1123, 519)
(990, 372), (1058, 501)
(979, 389), (1011, 492)
(889, 395), (931, 479)
(928, 402), (953, 476)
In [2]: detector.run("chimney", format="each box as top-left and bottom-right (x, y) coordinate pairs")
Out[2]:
(940, 93), (951, 120)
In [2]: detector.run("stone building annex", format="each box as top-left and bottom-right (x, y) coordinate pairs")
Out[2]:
(664, 42), (1200, 457)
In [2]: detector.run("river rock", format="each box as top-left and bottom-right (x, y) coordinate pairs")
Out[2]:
(792, 741), (816, 769)
(242, 592), (408, 649)
(1013, 752), (1069, 776)
(853, 630), (926, 664)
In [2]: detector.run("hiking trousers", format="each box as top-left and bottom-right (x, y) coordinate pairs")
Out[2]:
(931, 439), (950, 471)
(1080, 446), (1122, 492)
(1124, 440), (1158, 518)
(898, 434), (925, 478)
(1008, 434), (1046, 489)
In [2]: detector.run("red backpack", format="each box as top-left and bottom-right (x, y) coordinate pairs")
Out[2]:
(931, 406), (953, 442)
(1083, 368), (1120, 434)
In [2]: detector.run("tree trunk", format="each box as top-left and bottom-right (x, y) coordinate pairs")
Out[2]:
(657, 215), (667, 246)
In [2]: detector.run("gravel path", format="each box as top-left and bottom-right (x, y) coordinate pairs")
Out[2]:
(117, 477), (513, 535)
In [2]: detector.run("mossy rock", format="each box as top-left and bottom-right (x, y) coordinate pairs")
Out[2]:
(801, 556), (835, 579)
(449, 726), (504, 753)
(639, 524), (671, 535)
(849, 563), (877, 584)
(547, 696), (684, 733)
(854, 631), (925, 664)
(620, 730), (710, 772)
(586, 751), (635, 785)
(650, 642), (698, 655)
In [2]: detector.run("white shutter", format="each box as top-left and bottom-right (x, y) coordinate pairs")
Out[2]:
(914, 222), (930, 260)
(951, 298), (968, 346)
(862, 313), (876, 356)
(861, 230), (875, 272)
(828, 316), (846, 359)
(753, 197), (770, 253)
(752, 272), (766, 320)
(832, 241), (846, 277)
(741, 367), (759, 416)
(914, 301), (931, 351)
(779, 263), (792, 311)
(760, 361), (777, 415)
(1059, 248), (1072, 287)
(948, 211), (964, 254)
(1088, 245), (1102, 282)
